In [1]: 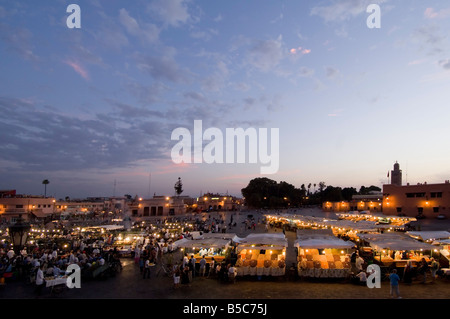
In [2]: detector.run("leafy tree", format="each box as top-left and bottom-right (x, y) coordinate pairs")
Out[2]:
(342, 187), (358, 201)
(242, 178), (302, 208)
(359, 185), (381, 195)
(174, 177), (183, 196)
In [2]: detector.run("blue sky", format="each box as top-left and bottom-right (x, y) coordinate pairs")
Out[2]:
(1, 0), (450, 199)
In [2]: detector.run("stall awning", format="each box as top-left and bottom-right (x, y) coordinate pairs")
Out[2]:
(234, 233), (288, 250)
(406, 231), (450, 242)
(294, 229), (355, 249)
(173, 237), (231, 249)
(86, 225), (124, 231)
(358, 233), (436, 251)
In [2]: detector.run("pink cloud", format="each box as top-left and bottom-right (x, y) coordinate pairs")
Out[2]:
(290, 46), (311, 55)
(64, 59), (89, 80)
(424, 7), (450, 19)
(152, 162), (193, 175)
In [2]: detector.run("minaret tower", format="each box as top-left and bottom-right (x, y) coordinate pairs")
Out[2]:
(391, 161), (402, 186)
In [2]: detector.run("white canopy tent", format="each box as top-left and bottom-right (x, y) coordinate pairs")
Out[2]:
(295, 229), (354, 278)
(234, 233), (287, 277)
(172, 237), (232, 250)
(234, 233), (288, 250)
(358, 233), (436, 251)
(294, 229), (356, 250)
(84, 225), (124, 231)
(406, 231), (450, 242)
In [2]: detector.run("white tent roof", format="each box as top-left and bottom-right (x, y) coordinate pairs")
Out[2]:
(294, 229), (355, 249)
(173, 237), (231, 249)
(234, 233), (287, 250)
(358, 233), (436, 251)
(202, 233), (238, 240)
(436, 239), (450, 245)
(86, 225), (124, 231)
(406, 231), (450, 242)
(265, 213), (404, 232)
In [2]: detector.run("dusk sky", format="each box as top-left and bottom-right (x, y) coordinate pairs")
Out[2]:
(1, 0), (450, 199)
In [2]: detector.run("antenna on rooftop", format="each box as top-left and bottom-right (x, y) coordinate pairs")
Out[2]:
(113, 179), (116, 197)
(148, 173), (151, 199)
(406, 161), (408, 184)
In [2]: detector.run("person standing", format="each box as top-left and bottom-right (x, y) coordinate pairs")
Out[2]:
(356, 255), (365, 272)
(350, 250), (358, 274)
(430, 258), (439, 283)
(182, 253), (189, 268)
(403, 260), (413, 285)
(173, 266), (181, 289)
(134, 246), (141, 265)
(207, 257), (216, 278)
(143, 258), (151, 279)
(199, 256), (207, 277)
(389, 269), (402, 299)
(189, 255), (197, 278)
(35, 264), (45, 296)
(419, 258), (429, 284)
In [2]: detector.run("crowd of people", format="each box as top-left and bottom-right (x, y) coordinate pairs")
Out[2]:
(0, 242), (123, 295)
(167, 253), (238, 289)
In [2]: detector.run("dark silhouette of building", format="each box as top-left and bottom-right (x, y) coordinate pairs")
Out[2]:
(391, 161), (402, 186)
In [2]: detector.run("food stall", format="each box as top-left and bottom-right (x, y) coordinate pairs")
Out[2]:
(234, 233), (287, 277)
(173, 234), (234, 265)
(337, 212), (416, 228)
(433, 239), (450, 269)
(357, 233), (438, 268)
(295, 229), (355, 278)
(412, 234), (450, 268)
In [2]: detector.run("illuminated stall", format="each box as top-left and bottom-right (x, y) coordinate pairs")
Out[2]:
(433, 239), (450, 268)
(295, 229), (355, 278)
(173, 234), (234, 264)
(234, 233), (287, 277)
(407, 231), (450, 268)
(357, 233), (438, 268)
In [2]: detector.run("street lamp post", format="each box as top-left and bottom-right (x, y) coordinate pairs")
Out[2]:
(8, 215), (31, 254)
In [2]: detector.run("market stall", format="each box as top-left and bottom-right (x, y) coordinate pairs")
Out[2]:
(234, 233), (287, 277)
(406, 231), (450, 243)
(429, 238), (450, 268)
(357, 233), (438, 268)
(173, 234), (233, 264)
(295, 229), (355, 278)
(337, 212), (416, 228)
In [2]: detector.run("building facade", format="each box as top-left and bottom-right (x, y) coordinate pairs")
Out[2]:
(383, 181), (450, 218)
(194, 193), (241, 212)
(322, 193), (383, 213)
(0, 196), (56, 223)
(129, 196), (187, 218)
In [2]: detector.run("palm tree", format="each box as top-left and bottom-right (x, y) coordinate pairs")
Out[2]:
(42, 179), (50, 198)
